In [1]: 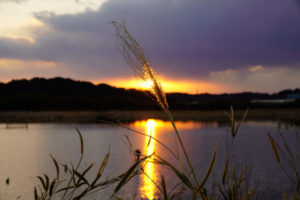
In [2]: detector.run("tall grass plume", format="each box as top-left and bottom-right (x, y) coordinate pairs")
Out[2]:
(111, 21), (168, 112)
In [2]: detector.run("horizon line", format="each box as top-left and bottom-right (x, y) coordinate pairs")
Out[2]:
(0, 76), (299, 95)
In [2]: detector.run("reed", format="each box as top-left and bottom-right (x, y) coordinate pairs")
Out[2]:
(32, 22), (300, 200)
(110, 21), (254, 200)
(267, 132), (300, 199)
(34, 129), (117, 200)
(112, 20), (206, 198)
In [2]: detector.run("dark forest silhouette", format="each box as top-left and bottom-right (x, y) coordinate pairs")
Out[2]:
(0, 77), (299, 110)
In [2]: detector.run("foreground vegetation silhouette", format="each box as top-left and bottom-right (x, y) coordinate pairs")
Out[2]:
(31, 22), (300, 200)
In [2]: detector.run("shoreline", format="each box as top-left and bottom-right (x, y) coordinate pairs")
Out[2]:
(0, 109), (299, 124)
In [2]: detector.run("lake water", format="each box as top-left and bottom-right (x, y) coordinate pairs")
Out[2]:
(0, 120), (299, 199)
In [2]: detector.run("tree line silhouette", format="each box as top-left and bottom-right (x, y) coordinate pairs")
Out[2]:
(0, 77), (299, 111)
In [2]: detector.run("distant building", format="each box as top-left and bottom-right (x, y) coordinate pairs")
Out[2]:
(286, 94), (300, 100)
(251, 99), (295, 104)
(251, 93), (300, 104)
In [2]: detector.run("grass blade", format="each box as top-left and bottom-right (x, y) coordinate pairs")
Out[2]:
(49, 178), (56, 197)
(267, 133), (281, 163)
(75, 127), (84, 155)
(222, 157), (229, 185)
(98, 150), (110, 176)
(198, 143), (217, 190)
(124, 135), (134, 158)
(231, 106), (235, 138)
(50, 154), (60, 178)
(234, 107), (248, 137)
(156, 156), (194, 190)
(113, 154), (152, 196)
(44, 174), (49, 192)
(90, 150), (110, 187)
(34, 187), (38, 200)
(73, 169), (90, 186)
(82, 163), (94, 177)
(147, 129), (153, 148)
(37, 176), (47, 192)
(161, 175), (168, 200)
(216, 183), (228, 200)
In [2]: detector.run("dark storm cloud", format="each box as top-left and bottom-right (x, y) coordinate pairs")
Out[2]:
(1, 0), (300, 79)
(0, 37), (32, 59)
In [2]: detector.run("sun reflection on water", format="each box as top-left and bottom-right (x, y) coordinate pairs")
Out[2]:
(131, 119), (208, 199)
(140, 119), (157, 200)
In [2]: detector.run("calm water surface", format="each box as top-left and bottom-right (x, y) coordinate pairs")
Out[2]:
(0, 120), (299, 199)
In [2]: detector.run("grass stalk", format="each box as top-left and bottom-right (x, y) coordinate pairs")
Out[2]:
(166, 109), (200, 188)
(112, 20), (201, 192)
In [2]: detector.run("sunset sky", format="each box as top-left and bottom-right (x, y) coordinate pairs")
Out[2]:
(0, 0), (300, 94)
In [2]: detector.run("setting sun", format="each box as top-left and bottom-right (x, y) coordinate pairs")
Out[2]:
(139, 79), (154, 90)
(98, 77), (227, 94)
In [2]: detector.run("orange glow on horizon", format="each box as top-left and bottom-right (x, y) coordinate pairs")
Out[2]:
(94, 76), (227, 94)
(1, 74), (228, 94)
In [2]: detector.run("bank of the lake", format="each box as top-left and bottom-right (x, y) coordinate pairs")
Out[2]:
(0, 109), (300, 124)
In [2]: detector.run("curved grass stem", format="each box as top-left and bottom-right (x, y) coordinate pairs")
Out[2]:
(166, 109), (200, 188)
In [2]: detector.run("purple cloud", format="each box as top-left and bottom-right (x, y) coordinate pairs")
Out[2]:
(1, 0), (300, 81)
